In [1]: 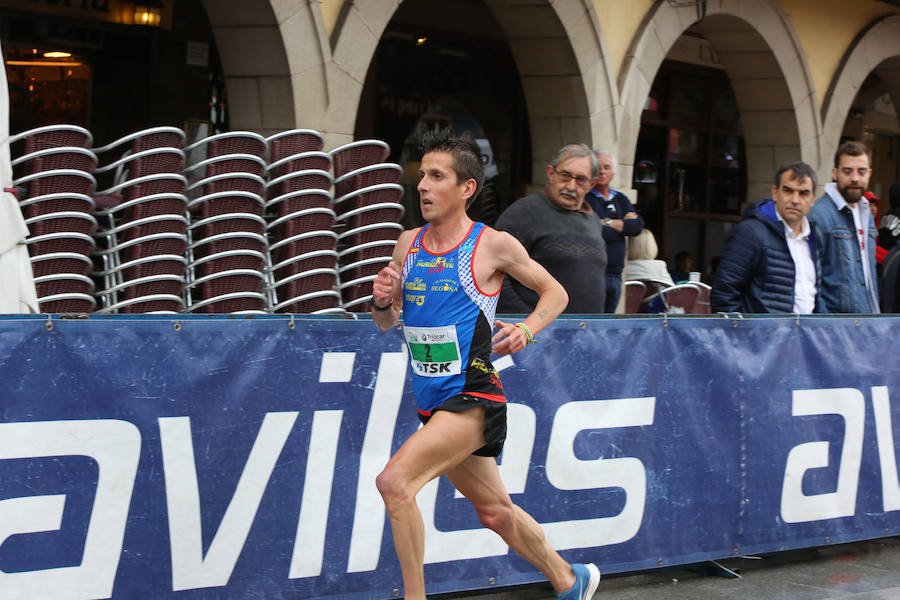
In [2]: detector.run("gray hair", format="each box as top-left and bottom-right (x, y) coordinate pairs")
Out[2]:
(593, 149), (617, 173)
(550, 143), (599, 177)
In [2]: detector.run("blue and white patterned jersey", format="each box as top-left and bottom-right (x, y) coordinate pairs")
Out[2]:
(401, 222), (504, 413)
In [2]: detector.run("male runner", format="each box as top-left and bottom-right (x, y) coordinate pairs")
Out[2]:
(371, 129), (600, 600)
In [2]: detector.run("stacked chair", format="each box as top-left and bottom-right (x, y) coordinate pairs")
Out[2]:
(10, 123), (410, 316)
(91, 126), (188, 313)
(10, 124), (99, 313)
(182, 131), (270, 313)
(329, 140), (404, 312)
(264, 129), (343, 314)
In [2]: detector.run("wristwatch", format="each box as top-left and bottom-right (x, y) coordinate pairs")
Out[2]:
(604, 217), (612, 226)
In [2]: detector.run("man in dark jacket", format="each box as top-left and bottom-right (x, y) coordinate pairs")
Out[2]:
(711, 162), (823, 313)
(586, 151), (643, 312)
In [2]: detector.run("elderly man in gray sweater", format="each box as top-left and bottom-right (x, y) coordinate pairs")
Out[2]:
(494, 144), (607, 314)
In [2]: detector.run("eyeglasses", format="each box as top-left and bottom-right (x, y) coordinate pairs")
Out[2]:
(553, 167), (592, 187)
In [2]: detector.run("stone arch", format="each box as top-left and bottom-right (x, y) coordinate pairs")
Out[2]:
(207, 0), (617, 176)
(327, 0), (616, 180)
(482, 0), (618, 180)
(821, 14), (900, 173)
(617, 0), (821, 200)
(201, 0), (300, 136)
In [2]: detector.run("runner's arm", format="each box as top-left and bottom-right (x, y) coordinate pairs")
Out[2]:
(485, 230), (568, 355)
(371, 229), (416, 330)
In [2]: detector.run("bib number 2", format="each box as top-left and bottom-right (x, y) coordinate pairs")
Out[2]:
(404, 325), (462, 377)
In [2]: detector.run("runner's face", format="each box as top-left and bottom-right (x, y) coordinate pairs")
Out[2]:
(417, 151), (472, 222)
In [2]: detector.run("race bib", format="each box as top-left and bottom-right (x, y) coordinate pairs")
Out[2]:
(403, 325), (462, 377)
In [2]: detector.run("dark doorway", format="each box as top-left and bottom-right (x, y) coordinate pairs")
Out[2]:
(354, 0), (531, 228)
(633, 60), (746, 281)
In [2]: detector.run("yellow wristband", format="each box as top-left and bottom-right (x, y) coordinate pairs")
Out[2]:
(515, 322), (536, 344)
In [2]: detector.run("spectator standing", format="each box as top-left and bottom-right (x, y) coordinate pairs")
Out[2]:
(711, 162), (823, 314)
(494, 144), (607, 313)
(586, 151), (644, 312)
(808, 141), (879, 313)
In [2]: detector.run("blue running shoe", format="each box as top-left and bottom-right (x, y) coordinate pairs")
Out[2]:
(557, 563), (600, 600)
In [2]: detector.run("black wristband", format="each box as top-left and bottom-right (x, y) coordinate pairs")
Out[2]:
(372, 300), (393, 311)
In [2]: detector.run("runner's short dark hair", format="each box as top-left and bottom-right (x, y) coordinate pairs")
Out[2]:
(834, 140), (870, 168)
(774, 161), (816, 189)
(420, 128), (485, 206)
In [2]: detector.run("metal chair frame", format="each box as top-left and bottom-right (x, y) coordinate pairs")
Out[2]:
(264, 188), (332, 214)
(13, 168), (97, 196)
(92, 126), (185, 155)
(93, 172), (187, 199)
(333, 183), (404, 214)
(182, 153), (267, 178)
(265, 151), (331, 177)
(95, 293), (183, 314)
(265, 129), (325, 162)
(266, 207), (336, 232)
(186, 190), (265, 214)
(268, 229), (338, 256)
(37, 292), (97, 312)
(271, 289), (341, 314)
(265, 168), (332, 195)
(12, 146), (98, 175)
(183, 131), (267, 157)
(333, 201), (405, 226)
(9, 124), (93, 148)
(19, 192), (95, 214)
(184, 171), (266, 195)
(328, 139), (390, 177)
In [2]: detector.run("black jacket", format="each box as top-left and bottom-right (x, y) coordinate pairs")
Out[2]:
(711, 200), (824, 313)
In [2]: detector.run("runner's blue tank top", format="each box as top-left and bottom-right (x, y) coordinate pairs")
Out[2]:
(401, 222), (501, 412)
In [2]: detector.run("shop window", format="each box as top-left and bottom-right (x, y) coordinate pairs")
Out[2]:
(5, 46), (90, 133)
(633, 60), (746, 274)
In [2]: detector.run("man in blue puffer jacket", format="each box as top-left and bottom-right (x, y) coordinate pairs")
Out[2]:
(712, 162), (824, 313)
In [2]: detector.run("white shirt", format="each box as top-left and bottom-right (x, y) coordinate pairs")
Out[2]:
(776, 212), (816, 313)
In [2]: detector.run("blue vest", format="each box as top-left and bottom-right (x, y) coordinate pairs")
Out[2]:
(401, 222), (500, 412)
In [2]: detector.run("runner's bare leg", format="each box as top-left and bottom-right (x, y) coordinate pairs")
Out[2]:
(447, 454), (576, 593)
(376, 408), (488, 600)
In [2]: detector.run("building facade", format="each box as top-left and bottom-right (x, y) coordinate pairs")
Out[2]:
(4, 0), (900, 272)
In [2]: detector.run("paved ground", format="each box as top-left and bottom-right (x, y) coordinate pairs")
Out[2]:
(439, 537), (900, 600)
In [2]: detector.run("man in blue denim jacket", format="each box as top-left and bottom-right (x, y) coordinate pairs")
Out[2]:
(808, 141), (880, 313)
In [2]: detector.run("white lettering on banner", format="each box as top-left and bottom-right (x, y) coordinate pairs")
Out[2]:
(160, 412), (299, 591)
(871, 387), (900, 512)
(421, 403), (537, 563)
(0, 420), (140, 600)
(781, 389), (865, 523)
(346, 351), (408, 573)
(543, 397), (656, 549)
(289, 410), (344, 578)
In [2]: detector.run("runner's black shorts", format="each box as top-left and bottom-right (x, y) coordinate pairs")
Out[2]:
(418, 393), (507, 457)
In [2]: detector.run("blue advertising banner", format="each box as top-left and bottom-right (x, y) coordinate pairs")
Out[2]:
(0, 314), (898, 599)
